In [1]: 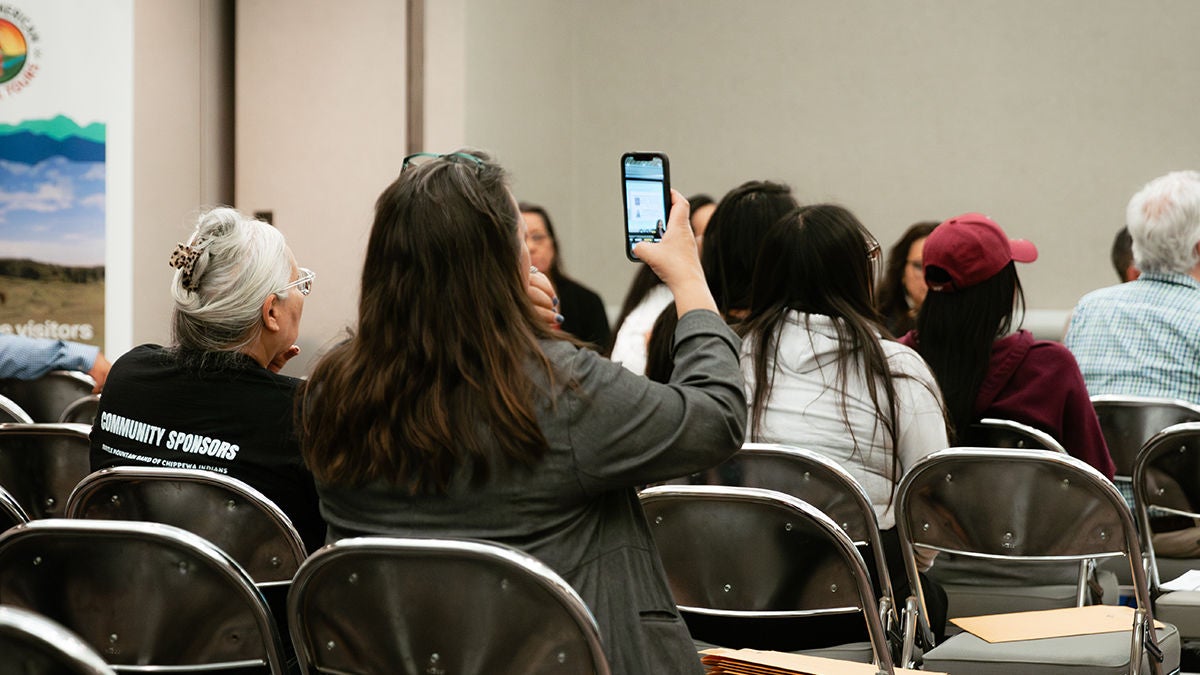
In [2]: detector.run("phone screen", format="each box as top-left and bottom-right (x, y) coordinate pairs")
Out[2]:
(621, 152), (671, 261)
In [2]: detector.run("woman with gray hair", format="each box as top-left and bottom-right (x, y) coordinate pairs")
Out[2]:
(89, 207), (325, 551)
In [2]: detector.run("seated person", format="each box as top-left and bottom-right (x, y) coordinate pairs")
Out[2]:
(876, 221), (938, 337)
(519, 202), (610, 348)
(89, 207), (325, 552)
(300, 152), (746, 674)
(739, 203), (949, 642)
(1066, 171), (1200, 404)
(902, 213), (1114, 476)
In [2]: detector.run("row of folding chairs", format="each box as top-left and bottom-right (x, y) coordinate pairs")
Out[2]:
(0, 523), (612, 674)
(650, 440), (1188, 674)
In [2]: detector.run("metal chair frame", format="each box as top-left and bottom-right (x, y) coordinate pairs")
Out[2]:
(0, 393), (32, 424)
(640, 484), (896, 674)
(0, 370), (96, 423)
(896, 448), (1164, 674)
(66, 466), (307, 584)
(1092, 395), (1200, 481)
(59, 393), (101, 425)
(0, 483), (29, 533)
(968, 417), (1068, 453)
(0, 519), (288, 674)
(663, 443), (900, 642)
(287, 536), (612, 675)
(0, 604), (116, 675)
(1132, 421), (1200, 595)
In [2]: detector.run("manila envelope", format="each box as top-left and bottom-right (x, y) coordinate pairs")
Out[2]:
(700, 647), (942, 674)
(951, 604), (1163, 643)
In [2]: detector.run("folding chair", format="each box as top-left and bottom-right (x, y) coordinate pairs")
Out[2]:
(0, 519), (288, 674)
(0, 422), (92, 518)
(661, 442), (900, 654)
(65, 466), (306, 584)
(640, 485), (896, 674)
(966, 418), (1067, 453)
(897, 448), (1180, 674)
(0, 483), (29, 533)
(1093, 395), (1200, 490)
(59, 393), (101, 425)
(287, 536), (611, 674)
(1133, 421), (1200, 645)
(0, 604), (116, 675)
(0, 370), (96, 423)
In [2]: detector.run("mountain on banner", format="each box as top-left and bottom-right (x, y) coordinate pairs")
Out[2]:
(0, 115), (105, 165)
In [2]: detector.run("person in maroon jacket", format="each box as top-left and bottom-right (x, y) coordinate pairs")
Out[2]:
(898, 213), (1115, 478)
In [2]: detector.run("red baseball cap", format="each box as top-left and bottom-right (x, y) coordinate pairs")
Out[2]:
(923, 213), (1038, 292)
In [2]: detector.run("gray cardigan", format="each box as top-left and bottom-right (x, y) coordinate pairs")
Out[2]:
(317, 310), (747, 674)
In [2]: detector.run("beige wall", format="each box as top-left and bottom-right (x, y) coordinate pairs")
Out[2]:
(130, 2), (1200, 360)
(459, 0), (1200, 317)
(131, 0), (233, 349)
(235, 0), (408, 375)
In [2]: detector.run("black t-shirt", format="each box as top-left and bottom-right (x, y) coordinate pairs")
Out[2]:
(90, 344), (325, 552)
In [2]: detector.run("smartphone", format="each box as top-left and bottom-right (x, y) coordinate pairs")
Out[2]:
(621, 152), (671, 262)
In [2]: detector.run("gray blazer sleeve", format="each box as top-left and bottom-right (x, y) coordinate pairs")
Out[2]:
(562, 309), (746, 494)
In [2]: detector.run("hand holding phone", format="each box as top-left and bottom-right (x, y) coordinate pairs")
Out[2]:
(621, 152), (671, 262)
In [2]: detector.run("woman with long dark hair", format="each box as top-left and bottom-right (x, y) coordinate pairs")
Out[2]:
(299, 151), (745, 674)
(901, 213), (1113, 475)
(876, 221), (938, 336)
(738, 204), (950, 642)
(740, 204), (948, 534)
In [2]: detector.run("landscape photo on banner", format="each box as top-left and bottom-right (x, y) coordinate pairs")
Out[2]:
(0, 114), (105, 347)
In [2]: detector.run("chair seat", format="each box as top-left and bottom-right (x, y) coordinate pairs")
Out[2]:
(1156, 591), (1200, 639)
(923, 623), (1180, 674)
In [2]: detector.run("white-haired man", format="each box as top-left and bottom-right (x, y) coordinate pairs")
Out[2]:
(1066, 170), (1200, 404)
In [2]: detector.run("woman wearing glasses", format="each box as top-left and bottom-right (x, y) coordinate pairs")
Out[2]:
(876, 220), (938, 336)
(300, 151), (745, 674)
(89, 207), (325, 551)
(738, 203), (951, 641)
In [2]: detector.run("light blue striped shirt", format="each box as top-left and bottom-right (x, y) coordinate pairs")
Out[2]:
(0, 335), (99, 380)
(1065, 271), (1200, 405)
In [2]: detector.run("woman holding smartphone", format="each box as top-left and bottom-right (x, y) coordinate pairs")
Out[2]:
(300, 150), (746, 674)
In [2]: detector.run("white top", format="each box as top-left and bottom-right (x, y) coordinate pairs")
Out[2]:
(740, 311), (949, 529)
(609, 284), (674, 375)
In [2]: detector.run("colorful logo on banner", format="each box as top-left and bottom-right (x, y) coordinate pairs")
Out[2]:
(0, 5), (39, 97)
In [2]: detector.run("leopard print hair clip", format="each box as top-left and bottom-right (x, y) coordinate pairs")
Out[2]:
(168, 242), (204, 291)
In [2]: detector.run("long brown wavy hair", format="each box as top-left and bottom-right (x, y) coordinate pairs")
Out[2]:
(300, 151), (556, 493)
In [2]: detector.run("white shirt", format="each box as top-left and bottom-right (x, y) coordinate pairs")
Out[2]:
(609, 285), (674, 375)
(740, 311), (948, 529)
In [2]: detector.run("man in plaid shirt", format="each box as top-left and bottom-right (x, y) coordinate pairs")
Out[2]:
(1065, 171), (1200, 406)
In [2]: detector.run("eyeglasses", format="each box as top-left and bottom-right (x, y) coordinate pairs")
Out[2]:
(276, 267), (315, 296)
(401, 152), (484, 172)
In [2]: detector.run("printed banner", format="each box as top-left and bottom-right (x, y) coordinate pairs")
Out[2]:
(0, 1), (132, 352)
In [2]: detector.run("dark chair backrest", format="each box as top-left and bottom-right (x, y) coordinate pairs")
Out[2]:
(0, 519), (288, 674)
(1093, 395), (1200, 479)
(896, 447), (1158, 669)
(66, 466), (307, 584)
(0, 371), (95, 423)
(288, 537), (611, 675)
(59, 394), (100, 425)
(0, 604), (116, 675)
(660, 442), (898, 640)
(640, 485), (895, 673)
(1132, 421), (1200, 592)
(0, 423), (92, 518)
(966, 418), (1067, 453)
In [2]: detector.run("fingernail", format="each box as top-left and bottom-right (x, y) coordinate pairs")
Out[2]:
(552, 296), (559, 307)
(555, 314), (565, 324)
